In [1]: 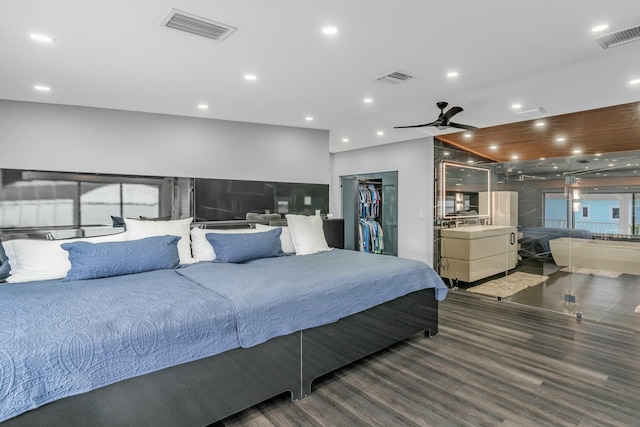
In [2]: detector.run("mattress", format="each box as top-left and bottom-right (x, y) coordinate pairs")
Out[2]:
(177, 249), (448, 347)
(0, 269), (239, 423)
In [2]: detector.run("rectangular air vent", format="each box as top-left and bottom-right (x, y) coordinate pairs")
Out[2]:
(161, 9), (237, 42)
(373, 70), (414, 84)
(515, 107), (547, 120)
(594, 24), (640, 49)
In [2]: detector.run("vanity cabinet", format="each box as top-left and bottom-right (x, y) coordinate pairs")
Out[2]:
(439, 225), (517, 282)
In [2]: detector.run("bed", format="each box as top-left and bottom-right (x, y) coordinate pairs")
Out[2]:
(0, 215), (447, 426)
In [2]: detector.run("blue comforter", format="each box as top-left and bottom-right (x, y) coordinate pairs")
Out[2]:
(177, 249), (447, 348)
(0, 269), (239, 423)
(0, 249), (446, 422)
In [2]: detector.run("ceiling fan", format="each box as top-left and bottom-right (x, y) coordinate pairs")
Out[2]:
(394, 101), (478, 131)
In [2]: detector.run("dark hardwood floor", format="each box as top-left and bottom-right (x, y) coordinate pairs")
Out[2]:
(506, 259), (640, 332)
(213, 292), (640, 426)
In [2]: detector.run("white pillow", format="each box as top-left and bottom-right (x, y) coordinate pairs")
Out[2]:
(285, 214), (330, 255)
(255, 224), (295, 254)
(5, 232), (127, 283)
(190, 227), (260, 262)
(124, 217), (193, 264)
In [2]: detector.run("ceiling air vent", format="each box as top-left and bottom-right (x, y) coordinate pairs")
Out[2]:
(515, 107), (547, 120)
(594, 24), (640, 49)
(373, 70), (414, 84)
(161, 9), (237, 42)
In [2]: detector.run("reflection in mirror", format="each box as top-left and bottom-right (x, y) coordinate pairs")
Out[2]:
(440, 161), (491, 219)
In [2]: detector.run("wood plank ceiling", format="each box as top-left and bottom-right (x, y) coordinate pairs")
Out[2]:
(437, 102), (640, 163)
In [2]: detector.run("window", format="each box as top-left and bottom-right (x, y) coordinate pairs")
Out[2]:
(581, 206), (589, 219)
(0, 169), (168, 230)
(610, 206), (620, 220)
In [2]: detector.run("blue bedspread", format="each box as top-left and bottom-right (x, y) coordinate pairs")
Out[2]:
(0, 269), (239, 423)
(177, 249), (447, 348)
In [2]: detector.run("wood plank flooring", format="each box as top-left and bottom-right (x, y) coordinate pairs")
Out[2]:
(212, 292), (640, 427)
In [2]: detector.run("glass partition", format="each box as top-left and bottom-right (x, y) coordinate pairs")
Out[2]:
(435, 141), (640, 331)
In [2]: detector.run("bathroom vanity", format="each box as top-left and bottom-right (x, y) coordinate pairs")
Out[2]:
(440, 225), (518, 282)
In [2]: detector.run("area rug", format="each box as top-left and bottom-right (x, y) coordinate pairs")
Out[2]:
(467, 272), (549, 299)
(560, 266), (621, 278)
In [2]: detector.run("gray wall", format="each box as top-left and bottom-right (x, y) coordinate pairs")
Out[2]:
(0, 100), (330, 184)
(330, 137), (435, 266)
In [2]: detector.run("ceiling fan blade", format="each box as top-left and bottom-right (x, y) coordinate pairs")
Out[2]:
(443, 106), (463, 121)
(393, 121), (436, 129)
(448, 122), (478, 131)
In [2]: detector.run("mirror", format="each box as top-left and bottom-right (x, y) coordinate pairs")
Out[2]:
(440, 161), (491, 219)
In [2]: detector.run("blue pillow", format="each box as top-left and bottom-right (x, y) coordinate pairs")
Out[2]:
(61, 235), (180, 281)
(205, 228), (283, 263)
(0, 242), (9, 282)
(0, 259), (10, 282)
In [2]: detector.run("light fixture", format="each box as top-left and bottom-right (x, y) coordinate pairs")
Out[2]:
(489, 145), (498, 150)
(322, 26), (339, 35)
(539, 157), (545, 160)
(341, 138), (349, 143)
(443, 151), (450, 156)
(511, 103), (522, 110)
(556, 137), (566, 143)
(30, 33), (55, 43)
(463, 133), (472, 138)
(363, 97), (373, 103)
(446, 71), (459, 78)
(511, 155), (519, 160)
(376, 131), (384, 136)
(535, 121), (545, 127)
(591, 24), (609, 33)
(305, 116), (314, 121)
(197, 104), (208, 110)
(34, 85), (50, 92)
(244, 74), (257, 81)
(630, 78), (640, 85)
(572, 149), (582, 154)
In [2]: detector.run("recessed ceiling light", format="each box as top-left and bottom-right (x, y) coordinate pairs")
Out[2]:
(539, 157), (546, 160)
(553, 166), (558, 169)
(591, 24), (609, 33)
(446, 71), (459, 78)
(608, 163), (614, 167)
(376, 131), (384, 136)
(535, 121), (545, 127)
(305, 116), (314, 121)
(511, 155), (519, 160)
(197, 104), (208, 110)
(511, 103), (522, 110)
(467, 160), (474, 164)
(322, 26), (339, 35)
(595, 153), (601, 156)
(556, 137), (566, 142)
(341, 138), (349, 143)
(572, 149), (582, 154)
(489, 145), (498, 150)
(630, 78), (640, 85)
(34, 85), (50, 92)
(363, 98), (373, 103)
(443, 151), (450, 156)
(30, 33), (55, 43)
(463, 133), (472, 138)
(244, 74), (257, 81)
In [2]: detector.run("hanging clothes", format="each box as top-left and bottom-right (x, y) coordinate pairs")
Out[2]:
(358, 184), (383, 254)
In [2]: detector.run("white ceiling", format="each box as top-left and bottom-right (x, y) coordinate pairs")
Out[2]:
(2, 0), (640, 153)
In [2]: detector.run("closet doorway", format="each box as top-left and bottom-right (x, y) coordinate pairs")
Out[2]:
(341, 171), (398, 256)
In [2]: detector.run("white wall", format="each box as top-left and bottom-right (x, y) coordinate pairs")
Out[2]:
(0, 100), (330, 184)
(330, 137), (435, 266)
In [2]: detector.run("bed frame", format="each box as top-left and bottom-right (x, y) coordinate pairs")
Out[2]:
(3, 288), (439, 426)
